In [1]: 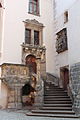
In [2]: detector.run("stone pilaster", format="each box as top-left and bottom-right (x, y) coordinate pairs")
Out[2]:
(33, 58), (44, 107)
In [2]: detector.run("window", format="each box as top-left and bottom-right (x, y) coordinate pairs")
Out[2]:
(24, 19), (44, 46)
(64, 11), (68, 23)
(34, 31), (39, 45)
(25, 29), (39, 45)
(25, 29), (31, 44)
(29, 0), (39, 15)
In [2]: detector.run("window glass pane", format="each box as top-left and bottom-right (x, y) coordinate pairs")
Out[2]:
(34, 4), (37, 14)
(34, 31), (39, 45)
(33, 0), (37, 4)
(29, 0), (32, 2)
(29, 3), (33, 13)
(25, 29), (31, 44)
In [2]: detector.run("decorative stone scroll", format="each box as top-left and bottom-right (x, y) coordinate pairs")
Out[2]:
(21, 19), (46, 107)
(56, 28), (68, 53)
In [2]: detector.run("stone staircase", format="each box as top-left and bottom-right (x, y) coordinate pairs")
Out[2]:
(27, 82), (78, 118)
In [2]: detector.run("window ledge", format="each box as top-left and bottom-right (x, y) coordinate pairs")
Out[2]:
(28, 12), (40, 17)
(22, 43), (46, 50)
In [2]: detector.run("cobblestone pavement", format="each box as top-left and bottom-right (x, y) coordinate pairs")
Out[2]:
(0, 110), (80, 120)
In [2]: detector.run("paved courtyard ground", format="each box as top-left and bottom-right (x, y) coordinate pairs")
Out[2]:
(0, 110), (80, 120)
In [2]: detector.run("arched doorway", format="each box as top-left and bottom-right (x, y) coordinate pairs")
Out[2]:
(25, 55), (37, 74)
(22, 55), (37, 106)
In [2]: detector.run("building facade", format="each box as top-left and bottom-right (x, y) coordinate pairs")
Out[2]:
(54, 0), (80, 115)
(0, 0), (80, 115)
(0, 0), (54, 109)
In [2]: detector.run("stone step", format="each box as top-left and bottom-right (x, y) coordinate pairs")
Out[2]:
(44, 101), (72, 104)
(45, 90), (65, 92)
(27, 112), (78, 118)
(32, 110), (75, 115)
(45, 91), (67, 93)
(44, 98), (71, 101)
(44, 96), (70, 98)
(40, 106), (72, 110)
(45, 89), (66, 91)
(43, 103), (72, 107)
(45, 91), (66, 93)
(27, 82), (77, 118)
(45, 88), (64, 89)
(45, 88), (64, 91)
(44, 94), (68, 97)
(44, 93), (68, 96)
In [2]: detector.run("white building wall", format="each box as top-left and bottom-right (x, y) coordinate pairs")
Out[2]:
(0, 0), (55, 108)
(1, 0), (55, 73)
(53, 0), (78, 77)
(54, 14), (69, 76)
(0, 7), (3, 63)
(68, 0), (80, 65)
(55, 0), (77, 18)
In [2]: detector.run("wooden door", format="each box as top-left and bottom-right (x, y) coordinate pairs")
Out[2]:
(63, 68), (69, 90)
(60, 68), (69, 90)
(26, 55), (37, 74)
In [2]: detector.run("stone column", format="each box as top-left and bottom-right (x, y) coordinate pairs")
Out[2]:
(8, 90), (16, 109)
(39, 29), (43, 46)
(14, 85), (22, 109)
(31, 29), (34, 45)
(34, 58), (44, 107)
(8, 85), (22, 109)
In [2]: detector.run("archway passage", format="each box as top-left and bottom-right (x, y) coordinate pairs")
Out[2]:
(26, 55), (37, 74)
(21, 83), (35, 106)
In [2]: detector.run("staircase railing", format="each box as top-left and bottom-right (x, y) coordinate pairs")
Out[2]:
(46, 72), (59, 86)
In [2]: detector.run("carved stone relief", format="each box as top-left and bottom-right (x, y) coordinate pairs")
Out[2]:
(56, 28), (68, 53)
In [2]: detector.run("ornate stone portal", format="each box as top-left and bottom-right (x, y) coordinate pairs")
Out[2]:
(21, 44), (46, 107)
(21, 19), (46, 107)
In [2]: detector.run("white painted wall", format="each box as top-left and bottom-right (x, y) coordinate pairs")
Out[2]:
(53, 0), (78, 77)
(0, 8), (3, 63)
(68, 0), (80, 65)
(55, 0), (77, 18)
(53, 9), (69, 77)
(0, 0), (55, 108)
(1, 0), (55, 73)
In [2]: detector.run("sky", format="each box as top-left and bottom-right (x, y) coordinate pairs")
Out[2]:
(55, 0), (77, 18)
